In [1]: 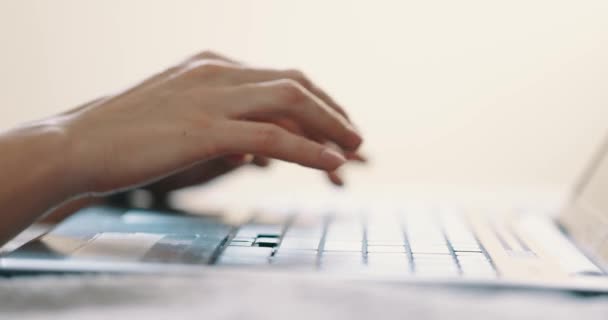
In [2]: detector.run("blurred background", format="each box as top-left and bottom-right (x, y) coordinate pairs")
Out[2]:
(1, 0), (607, 208)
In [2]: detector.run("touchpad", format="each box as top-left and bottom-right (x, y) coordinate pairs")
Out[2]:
(10, 232), (220, 265)
(70, 233), (166, 262)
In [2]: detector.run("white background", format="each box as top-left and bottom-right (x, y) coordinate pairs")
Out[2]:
(1, 1), (607, 204)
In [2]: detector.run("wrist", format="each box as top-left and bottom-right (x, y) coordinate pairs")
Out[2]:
(23, 120), (86, 200)
(57, 118), (97, 197)
(0, 120), (83, 204)
(50, 124), (86, 198)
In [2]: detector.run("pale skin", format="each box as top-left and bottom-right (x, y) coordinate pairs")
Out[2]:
(0, 51), (365, 246)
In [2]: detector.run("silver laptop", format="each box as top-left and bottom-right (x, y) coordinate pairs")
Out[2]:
(2, 136), (608, 293)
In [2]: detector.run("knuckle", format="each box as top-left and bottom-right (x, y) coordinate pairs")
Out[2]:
(272, 79), (306, 104)
(254, 125), (283, 150)
(186, 50), (221, 63)
(182, 50), (211, 65)
(183, 61), (229, 80)
(285, 69), (311, 88)
(164, 65), (183, 76)
(196, 50), (219, 60)
(193, 61), (227, 76)
(196, 120), (223, 155)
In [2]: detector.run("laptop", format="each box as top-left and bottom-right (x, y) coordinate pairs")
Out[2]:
(1, 137), (608, 294)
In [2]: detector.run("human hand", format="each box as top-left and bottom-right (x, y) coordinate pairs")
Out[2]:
(131, 51), (366, 193)
(60, 51), (364, 195)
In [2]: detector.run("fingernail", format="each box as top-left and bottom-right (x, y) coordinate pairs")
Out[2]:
(320, 148), (347, 168)
(346, 129), (363, 150)
(242, 154), (255, 163)
(253, 156), (271, 167)
(225, 154), (253, 166)
(330, 172), (344, 187)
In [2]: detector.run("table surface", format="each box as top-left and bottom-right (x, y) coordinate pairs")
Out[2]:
(1, 269), (608, 320)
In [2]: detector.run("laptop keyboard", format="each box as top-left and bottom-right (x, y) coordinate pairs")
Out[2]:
(217, 209), (497, 278)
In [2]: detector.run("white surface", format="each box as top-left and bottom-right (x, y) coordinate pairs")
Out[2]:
(1, 270), (608, 319)
(1, 1), (608, 191)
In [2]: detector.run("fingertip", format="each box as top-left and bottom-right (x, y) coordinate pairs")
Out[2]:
(328, 171), (344, 187)
(344, 128), (363, 151)
(243, 154), (255, 163)
(225, 154), (254, 166)
(319, 147), (347, 170)
(252, 156), (271, 167)
(346, 152), (368, 163)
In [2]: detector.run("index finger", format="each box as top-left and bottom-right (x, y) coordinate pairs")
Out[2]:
(214, 120), (347, 171)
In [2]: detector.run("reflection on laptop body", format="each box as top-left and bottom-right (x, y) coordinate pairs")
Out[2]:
(2, 136), (608, 293)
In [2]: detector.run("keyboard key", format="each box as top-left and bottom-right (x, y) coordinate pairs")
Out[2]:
(321, 249), (363, 258)
(413, 253), (454, 260)
(222, 246), (273, 258)
(235, 224), (283, 238)
(325, 225), (364, 241)
(456, 251), (485, 256)
(414, 261), (458, 270)
(217, 246), (273, 266)
(408, 234), (446, 245)
(321, 256), (364, 270)
(407, 228), (446, 244)
(271, 254), (317, 266)
(232, 236), (255, 241)
(228, 241), (253, 247)
(366, 241), (404, 246)
(460, 260), (496, 276)
(254, 237), (280, 247)
(322, 255), (363, 262)
(412, 254), (458, 276)
(229, 236), (255, 247)
(322, 251), (363, 257)
(324, 241), (362, 252)
(274, 249), (318, 256)
(414, 260), (456, 268)
(366, 245), (407, 253)
(409, 243), (451, 254)
(367, 254), (411, 274)
(458, 260), (493, 270)
(414, 257), (456, 265)
(283, 227), (323, 239)
(280, 238), (319, 250)
(459, 263), (494, 272)
(451, 244), (482, 252)
(415, 267), (459, 277)
(367, 232), (404, 242)
(456, 254), (489, 262)
(413, 249), (458, 267)
(439, 210), (483, 252)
